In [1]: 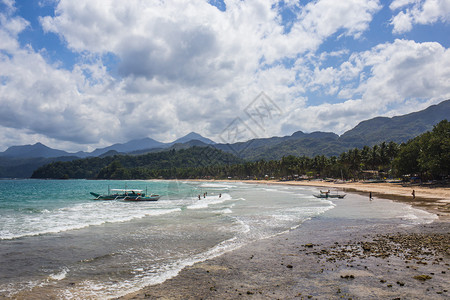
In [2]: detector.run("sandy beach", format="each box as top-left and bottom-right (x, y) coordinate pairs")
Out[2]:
(118, 180), (449, 300)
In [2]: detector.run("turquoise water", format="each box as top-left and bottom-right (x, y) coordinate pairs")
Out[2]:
(0, 179), (197, 240)
(0, 180), (436, 299)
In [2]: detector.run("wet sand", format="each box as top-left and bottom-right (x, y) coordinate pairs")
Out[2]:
(118, 181), (449, 300)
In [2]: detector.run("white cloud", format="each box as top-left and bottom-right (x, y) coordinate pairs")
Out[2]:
(299, 0), (381, 39)
(354, 39), (450, 108)
(1, 0), (15, 12)
(1, 0), (448, 152)
(285, 39), (450, 134)
(0, 5), (28, 53)
(390, 0), (416, 11)
(39, 0), (381, 80)
(391, 0), (450, 33)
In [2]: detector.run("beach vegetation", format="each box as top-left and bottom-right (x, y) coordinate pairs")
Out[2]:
(393, 120), (449, 180)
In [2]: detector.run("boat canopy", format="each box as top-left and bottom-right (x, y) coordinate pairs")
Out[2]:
(110, 189), (144, 192)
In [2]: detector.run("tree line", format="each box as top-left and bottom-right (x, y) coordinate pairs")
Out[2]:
(32, 120), (449, 181)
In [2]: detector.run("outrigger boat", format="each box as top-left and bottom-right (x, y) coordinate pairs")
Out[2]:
(313, 190), (346, 199)
(90, 188), (160, 201)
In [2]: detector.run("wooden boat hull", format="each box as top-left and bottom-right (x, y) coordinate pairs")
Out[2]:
(90, 192), (121, 200)
(122, 195), (160, 201)
(90, 191), (160, 201)
(313, 194), (346, 199)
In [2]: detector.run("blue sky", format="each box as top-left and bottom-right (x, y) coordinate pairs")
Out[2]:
(0, 0), (449, 152)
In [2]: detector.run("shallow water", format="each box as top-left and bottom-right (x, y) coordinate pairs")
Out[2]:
(0, 180), (436, 299)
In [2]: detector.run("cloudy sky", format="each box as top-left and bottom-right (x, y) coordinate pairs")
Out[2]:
(0, 0), (449, 152)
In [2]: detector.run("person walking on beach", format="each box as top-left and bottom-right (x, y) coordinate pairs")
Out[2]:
(412, 190), (415, 199)
(369, 192), (372, 201)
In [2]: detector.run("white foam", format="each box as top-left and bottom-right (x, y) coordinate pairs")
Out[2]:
(58, 235), (244, 300)
(49, 267), (69, 281)
(0, 203), (182, 240)
(198, 183), (237, 189)
(396, 205), (437, 225)
(187, 193), (232, 210)
(219, 208), (233, 214)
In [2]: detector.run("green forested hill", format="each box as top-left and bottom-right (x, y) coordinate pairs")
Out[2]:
(31, 146), (243, 179)
(223, 99), (450, 160)
(339, 99), (450, 147)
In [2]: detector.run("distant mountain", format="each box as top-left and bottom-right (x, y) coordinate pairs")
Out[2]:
(128, 140), (210, 155)
(0, 142), (71, 158)
(339, 99), (450, 147)
(1, 100), (448, 177)
(89, 137), (166, 157)
(290, 131), (338, 140)
(213, 100), (449, 160)
(168, 140), (210, 151)
(170, 132), (216, 145)
(0, 132), (217, 177)
(87, 132), (215, 157)
(0, 156), (78, 178)
(215, 131), (342, 160)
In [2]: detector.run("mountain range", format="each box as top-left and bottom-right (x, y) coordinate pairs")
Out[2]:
(0, 132), (216, 159)
(0, 99), (448, 178)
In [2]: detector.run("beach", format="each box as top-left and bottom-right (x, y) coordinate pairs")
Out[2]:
(0, 179), (448, 299)
(254, 180), (450, 220)
(118, 180), (449, 300)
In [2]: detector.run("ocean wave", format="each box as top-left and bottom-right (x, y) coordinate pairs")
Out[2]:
(198, 183), (237, 189)
(0, 206), (182, 240)
(396, 205), (437, 225)
(49, 267), (69, 281)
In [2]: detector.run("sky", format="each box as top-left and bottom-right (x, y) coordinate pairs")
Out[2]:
(0, 0), (449, 152)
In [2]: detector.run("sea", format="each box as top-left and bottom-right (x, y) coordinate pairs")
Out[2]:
(0, 179), (437, 299)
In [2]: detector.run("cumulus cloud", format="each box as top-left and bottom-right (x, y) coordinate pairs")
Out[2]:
(0, 0), (448, 151)
(355, 39), (450, 107)
(39, 0), (382, 79)
(285, 39), (450, 134)
(390, 0), (450, 33)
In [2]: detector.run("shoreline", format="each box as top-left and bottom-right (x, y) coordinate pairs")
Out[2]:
(118, 180), (450, 300)
(257, 180), (450, 220)
(180, 179), (450, 220)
